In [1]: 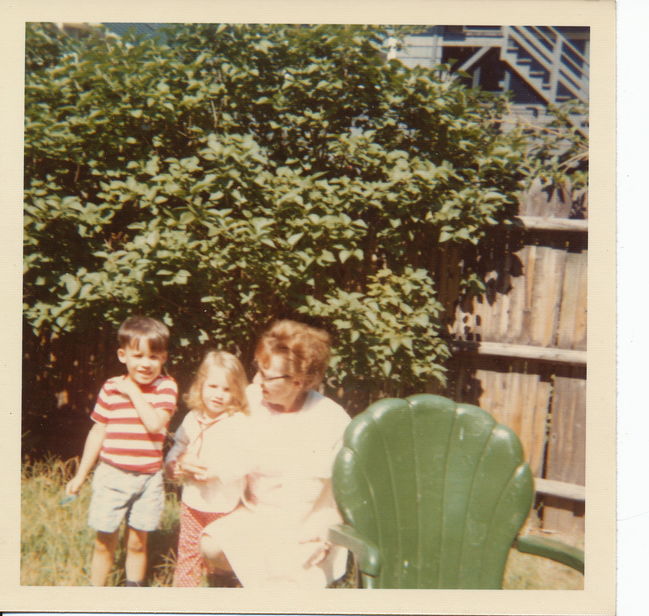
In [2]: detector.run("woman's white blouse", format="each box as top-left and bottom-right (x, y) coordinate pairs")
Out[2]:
(244, 384), (351, 517)
(202, 384), (352, 588)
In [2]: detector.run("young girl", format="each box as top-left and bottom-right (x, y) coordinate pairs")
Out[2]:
(165, 350), (249, 587)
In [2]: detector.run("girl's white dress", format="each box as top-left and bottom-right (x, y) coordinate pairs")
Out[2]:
(166, 410), (249, 513)
(202, 384), (351, 588)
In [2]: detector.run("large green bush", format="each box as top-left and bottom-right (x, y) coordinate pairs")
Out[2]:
(24, 23), (530, 416)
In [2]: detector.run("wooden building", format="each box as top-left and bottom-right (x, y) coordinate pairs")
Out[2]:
(392, 25), (589, 130)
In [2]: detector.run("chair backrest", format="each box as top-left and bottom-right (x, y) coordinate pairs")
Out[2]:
(332, 394), (534, 588)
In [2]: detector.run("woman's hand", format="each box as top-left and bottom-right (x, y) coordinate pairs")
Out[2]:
(300, 534), (333, 567)
(299, 517), (333, 566)
(298, 501), (339, 567)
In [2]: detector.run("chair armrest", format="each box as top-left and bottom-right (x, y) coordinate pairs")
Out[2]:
(514, 534), (584, 574)
(328, 524), (381, 577)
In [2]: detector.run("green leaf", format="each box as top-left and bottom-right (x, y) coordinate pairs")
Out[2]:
(320, 250), (335, 263)
(382, 360), (392, 377)
(179, 211), (195, 225)
(287, 232), (304, 248)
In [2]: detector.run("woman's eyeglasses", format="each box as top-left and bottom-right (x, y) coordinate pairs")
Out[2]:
(252, 362), (291, 384)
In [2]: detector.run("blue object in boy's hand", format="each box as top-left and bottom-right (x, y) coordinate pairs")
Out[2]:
(59, 494), (78, 506)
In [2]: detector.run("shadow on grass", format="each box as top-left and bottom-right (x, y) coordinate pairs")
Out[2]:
(147, 483), (182, 586)
(147, 523), (179, 586)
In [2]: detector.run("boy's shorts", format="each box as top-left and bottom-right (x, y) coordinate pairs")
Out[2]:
(88, 462), (164, 533)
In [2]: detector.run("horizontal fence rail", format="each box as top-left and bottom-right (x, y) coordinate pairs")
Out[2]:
(453, 340), (587, 366)
(444, 184), (587, 537)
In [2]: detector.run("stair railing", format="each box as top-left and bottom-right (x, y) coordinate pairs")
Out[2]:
(503, 25), (589, 103)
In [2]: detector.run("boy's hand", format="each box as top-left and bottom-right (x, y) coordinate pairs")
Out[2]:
(112, 376), (171, 434)
(66, 474), (85, 496)
(113, 376), (139, 398)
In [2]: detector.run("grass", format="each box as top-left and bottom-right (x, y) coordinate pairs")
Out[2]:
(21, 457), (583, 589)
(503, 535), (584, 590)
(21, 456), (178, 587)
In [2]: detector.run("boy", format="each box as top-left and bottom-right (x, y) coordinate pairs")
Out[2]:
(66, 316), (178, 586)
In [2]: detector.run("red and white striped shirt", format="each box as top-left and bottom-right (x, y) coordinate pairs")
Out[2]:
(92, 375), (178, 474)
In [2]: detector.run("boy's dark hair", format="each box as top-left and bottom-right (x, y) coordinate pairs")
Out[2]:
(118, 316), (170, 353)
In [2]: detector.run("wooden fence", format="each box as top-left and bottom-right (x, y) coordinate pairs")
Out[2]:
(437, 180), (587, 537)
(22, 180), (587, 537)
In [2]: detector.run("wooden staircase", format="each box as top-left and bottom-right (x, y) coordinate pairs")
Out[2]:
(501, 26), (589, 106)
(394, 26), (588, 133)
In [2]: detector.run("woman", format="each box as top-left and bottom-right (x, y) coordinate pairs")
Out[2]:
(200, 320), (350, 588)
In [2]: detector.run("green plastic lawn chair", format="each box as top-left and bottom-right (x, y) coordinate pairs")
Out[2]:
(329, 394), (584, 588)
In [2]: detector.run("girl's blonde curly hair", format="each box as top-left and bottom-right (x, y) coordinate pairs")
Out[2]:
(184, 350), (249, 416)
